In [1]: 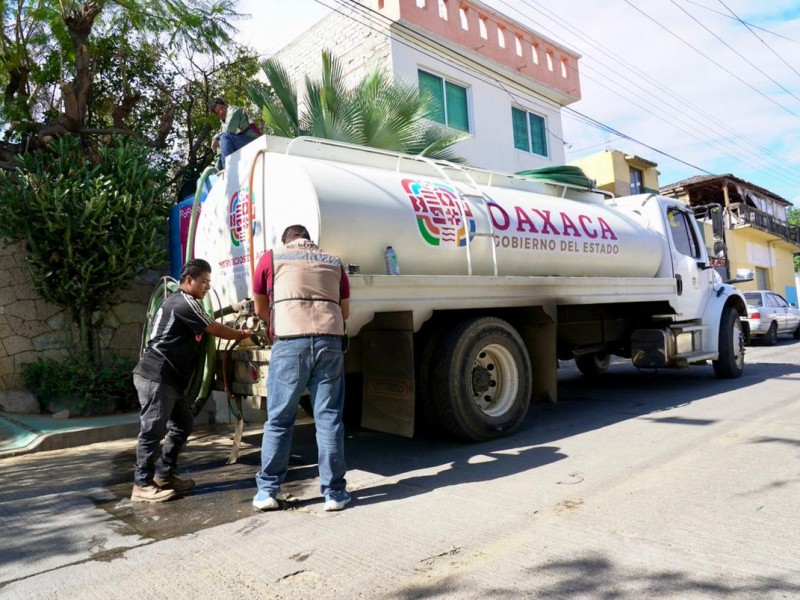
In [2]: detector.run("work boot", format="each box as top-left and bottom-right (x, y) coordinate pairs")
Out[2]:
(131, 485), (177, 503)
(153, 475), (196, 494)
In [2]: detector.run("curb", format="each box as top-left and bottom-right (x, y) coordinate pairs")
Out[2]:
(0, 414), (139, 459)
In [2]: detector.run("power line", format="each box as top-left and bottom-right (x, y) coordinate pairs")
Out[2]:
(717, 0), (800, 80)
(495, 0), (800, 186)
(680, 0), (800, 45)
(624, 0), (800, 122)
(671, 0), (800, 104)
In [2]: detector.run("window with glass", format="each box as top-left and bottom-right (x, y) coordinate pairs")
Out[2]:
(511, 107), (547, 157)
(630, 167), (643, 194)
(418, 70), (469, 132)
(667, 208), (701, 258)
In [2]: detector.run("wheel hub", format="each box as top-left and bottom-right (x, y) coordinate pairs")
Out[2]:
(472, 366), (492, 394)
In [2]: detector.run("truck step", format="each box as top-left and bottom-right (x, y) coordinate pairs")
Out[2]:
(670, 324), (709, 333)
(675, 351), (716, 363)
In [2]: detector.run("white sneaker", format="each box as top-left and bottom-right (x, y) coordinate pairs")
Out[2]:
(323, 490), (352, 512)
(253, 492), (279, 511)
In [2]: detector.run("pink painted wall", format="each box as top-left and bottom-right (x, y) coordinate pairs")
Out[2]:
(374, 0), (581, 101)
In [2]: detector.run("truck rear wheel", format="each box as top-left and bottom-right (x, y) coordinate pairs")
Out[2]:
(712, 306), (744, 379)
(575, 352), (610, 377)
(430, 317), (532, 441)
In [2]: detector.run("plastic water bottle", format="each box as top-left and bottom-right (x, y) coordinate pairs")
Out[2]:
(384, 246), (400, 275)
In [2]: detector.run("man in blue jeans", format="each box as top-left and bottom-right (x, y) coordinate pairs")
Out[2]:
(208, 98), (260, 170)
(251, 225), (352, 512)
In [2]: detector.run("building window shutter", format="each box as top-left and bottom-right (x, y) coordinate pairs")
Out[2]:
(528, 113), (547, 156)
(512, 107), (529, 151)
(418, 70), (445, 125)
(445, 81), (469, 131)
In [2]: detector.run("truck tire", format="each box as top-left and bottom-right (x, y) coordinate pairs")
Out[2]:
(575, 352), (610, 377)
(712, 306), (744, 379)
(430, 317), (532, 441)
(416, 326), (448, 437)
(763, 322), (778, 346)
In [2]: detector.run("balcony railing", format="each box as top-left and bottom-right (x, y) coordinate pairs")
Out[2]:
(727, 202), (800, 246)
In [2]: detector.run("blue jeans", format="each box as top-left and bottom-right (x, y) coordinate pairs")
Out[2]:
(218, 132), (254, 169)
(255, 336), (347, 497)
(133, 374), (193, 486)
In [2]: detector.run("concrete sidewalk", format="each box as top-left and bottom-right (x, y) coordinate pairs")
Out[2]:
(0, 411), (139, 458)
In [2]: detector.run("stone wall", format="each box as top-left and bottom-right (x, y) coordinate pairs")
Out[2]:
(274, 2), (392, 95)
(0, 239), (164, 410)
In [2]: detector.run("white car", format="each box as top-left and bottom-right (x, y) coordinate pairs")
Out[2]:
(742, 290), (800, 345)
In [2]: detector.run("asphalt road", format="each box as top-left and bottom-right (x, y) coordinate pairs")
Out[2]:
(1, 340), (798, 599)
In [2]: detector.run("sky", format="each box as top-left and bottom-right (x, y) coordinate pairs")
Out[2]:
(233, 0), (800, 206)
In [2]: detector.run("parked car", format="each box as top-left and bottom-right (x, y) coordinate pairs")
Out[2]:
(742, 290), (800, 345)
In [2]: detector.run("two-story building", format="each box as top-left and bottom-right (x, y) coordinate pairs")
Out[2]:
(568, 150), (660, 197)
(271, 0), (581, 171)
(660, 174), (800, 304)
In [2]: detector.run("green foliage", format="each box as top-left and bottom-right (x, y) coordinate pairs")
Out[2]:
(22, 353), (138, 415)
(177, 46), (263, 195)
(247, 50), (468, 162)
(0, 135), (170, 356)
(788, 207), (800, 272)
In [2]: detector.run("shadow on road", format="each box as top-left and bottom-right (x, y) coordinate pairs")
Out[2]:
(386, 553), (800, 599)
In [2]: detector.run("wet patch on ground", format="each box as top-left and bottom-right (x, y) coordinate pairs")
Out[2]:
(94, 423), (326, 541)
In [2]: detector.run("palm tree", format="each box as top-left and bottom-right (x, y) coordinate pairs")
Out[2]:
(245, 50), (468, 162)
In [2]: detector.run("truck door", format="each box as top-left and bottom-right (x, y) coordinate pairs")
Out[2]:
(666, 206), (711, 318)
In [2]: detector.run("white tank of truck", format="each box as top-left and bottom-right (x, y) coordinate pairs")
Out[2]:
(195, 136), (664, 311)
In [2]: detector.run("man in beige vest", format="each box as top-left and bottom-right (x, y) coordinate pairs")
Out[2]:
(251, 225), (352, 511)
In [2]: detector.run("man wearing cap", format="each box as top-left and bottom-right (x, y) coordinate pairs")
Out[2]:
(209, 98), (260, 169)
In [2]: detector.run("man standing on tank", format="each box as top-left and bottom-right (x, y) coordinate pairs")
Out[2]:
(251, 225), (352, 512)
(132, 258), (254, 503)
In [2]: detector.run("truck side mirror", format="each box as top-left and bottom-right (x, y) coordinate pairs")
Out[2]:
(710, 206), (724, 241)
(713, 241), (726, 258)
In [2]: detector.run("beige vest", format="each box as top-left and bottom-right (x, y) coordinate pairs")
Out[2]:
(271, 240), (345, 338)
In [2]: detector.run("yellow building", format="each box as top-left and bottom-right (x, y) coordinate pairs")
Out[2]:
(661, 174), (800, 305)
(569, 150), (799, 304)
(568, 150), (660, 197)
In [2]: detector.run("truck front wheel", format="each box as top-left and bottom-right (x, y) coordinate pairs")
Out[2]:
(712, 306), (745, 379)
(430, 317), (532, 441)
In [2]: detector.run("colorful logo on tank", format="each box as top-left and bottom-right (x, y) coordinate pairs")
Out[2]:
(228, 186), (254, 247)
(401, 179), (476, 247)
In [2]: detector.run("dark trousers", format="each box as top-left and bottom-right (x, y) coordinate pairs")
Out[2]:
(133, 374), (193, 486)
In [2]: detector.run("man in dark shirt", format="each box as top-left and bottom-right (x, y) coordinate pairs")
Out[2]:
(132, 259), (253, 503)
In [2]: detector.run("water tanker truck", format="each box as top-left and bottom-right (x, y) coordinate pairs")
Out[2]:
(175, 135), (746, 443)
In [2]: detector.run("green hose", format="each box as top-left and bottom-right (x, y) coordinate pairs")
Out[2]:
(185, 165), (219, 263)
(142, 271), (216, 414)
(515, 165), (596, 190)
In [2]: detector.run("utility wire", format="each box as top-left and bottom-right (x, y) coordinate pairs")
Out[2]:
(624, 0), (800, 122)
(497, 0), (800, 186)
(717, 0), (800, 80)
(680, 0), (800, 45)
(671, 0), (800, 104)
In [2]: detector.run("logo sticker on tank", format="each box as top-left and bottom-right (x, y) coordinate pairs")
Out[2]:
(402, 179), (476, 247)
(228, 186), (254, 247)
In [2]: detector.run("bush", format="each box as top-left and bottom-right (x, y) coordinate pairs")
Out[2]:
(22, 353), (138, 416)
